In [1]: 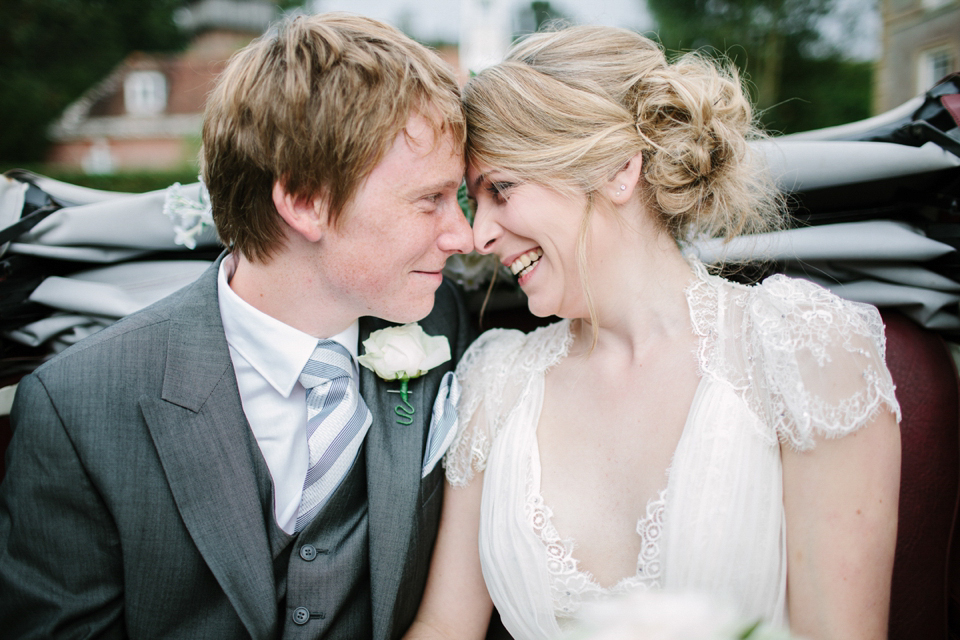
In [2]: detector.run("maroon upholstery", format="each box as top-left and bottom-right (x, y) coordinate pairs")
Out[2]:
(882, 311), (960, 640)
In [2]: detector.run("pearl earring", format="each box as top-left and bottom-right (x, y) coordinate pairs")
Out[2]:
(619, 184), (627, 191)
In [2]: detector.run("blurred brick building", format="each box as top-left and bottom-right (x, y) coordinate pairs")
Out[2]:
(45, 0), (470, 174)
(876, 0), (960, 112)
(46, 0), (278, 173)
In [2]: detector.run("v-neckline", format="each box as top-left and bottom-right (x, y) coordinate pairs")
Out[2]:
(525, 263), (715, 594)
(529, 369), (710, 592)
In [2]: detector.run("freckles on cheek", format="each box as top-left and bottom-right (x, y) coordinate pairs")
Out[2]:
(332, 251), (377, 287)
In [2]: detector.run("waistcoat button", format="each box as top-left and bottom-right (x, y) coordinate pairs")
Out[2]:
(300, 544), (317, 561)
(292, 607), (310, 625)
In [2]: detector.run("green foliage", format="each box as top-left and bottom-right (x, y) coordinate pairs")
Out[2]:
(763, 50), (874, 134)
(517, 1), (569, 37)
(531, 1), (565, 30)
(647, 0), (874, 134)
(457, 182), (475, 224)
(0, 0), (189, 163)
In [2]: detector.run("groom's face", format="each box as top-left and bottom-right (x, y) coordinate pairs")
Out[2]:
(314, 112), (472, 323)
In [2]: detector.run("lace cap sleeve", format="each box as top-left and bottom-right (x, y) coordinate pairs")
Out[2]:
(748, 275), (901, 451)
(444, 328), (528, 486)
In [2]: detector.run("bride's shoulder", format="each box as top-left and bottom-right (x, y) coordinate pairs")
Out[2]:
(746, 273), (885, 345)
(457, 319), (572, 382)
(739, 273), (900, 450)
(445, 320), (571, 487)
(687, 259), (884, 346)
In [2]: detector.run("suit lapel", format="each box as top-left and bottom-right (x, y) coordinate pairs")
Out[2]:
(360, 317), (431, 640)
(140, 260), (276, 639)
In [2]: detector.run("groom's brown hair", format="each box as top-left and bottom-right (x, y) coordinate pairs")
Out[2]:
(201, 12), (465, 262)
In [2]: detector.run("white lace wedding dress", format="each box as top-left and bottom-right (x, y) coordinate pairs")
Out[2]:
(444, 261), (901, 640)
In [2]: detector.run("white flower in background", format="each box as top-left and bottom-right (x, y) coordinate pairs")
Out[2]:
(565, 590), (795, 640)
(163, 181), (213, 250)
(442, 251), (503, 291)
(358, 323), (451, 381)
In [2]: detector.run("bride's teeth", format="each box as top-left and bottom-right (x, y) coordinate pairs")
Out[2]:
(510, 248), (543, 278)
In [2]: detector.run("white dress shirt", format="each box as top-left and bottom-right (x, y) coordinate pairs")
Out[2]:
(217, 254), (360, 534)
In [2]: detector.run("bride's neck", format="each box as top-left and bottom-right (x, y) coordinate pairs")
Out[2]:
(570, 224), (696, 360)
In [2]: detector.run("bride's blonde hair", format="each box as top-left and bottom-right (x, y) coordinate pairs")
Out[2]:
(464, 26), (784, 331)
(465, 25), (783, 240)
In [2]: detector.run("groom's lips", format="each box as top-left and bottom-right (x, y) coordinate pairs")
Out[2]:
(412, 268), (444, 282)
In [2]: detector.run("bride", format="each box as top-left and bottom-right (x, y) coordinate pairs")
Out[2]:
(406, 25), (901, 640)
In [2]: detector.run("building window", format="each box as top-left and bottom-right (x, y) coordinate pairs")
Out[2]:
(918, 47), (957, 93)
(124, 70), (167, 116)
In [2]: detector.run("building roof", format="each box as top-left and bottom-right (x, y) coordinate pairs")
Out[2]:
(48, 0), (278, 142)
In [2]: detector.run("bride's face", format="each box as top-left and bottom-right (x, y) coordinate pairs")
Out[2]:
(467, 161), (589, 319)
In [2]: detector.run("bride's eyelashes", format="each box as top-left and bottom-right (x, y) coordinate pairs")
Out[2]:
(487, 181), (516, 204)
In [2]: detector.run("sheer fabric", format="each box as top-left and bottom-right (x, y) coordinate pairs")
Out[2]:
(444, 262), (900, 640)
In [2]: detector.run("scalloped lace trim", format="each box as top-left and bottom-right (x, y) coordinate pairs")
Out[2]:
(529, 486), (665, 622)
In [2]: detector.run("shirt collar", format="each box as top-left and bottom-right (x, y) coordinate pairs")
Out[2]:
(217, 253), (360, 397)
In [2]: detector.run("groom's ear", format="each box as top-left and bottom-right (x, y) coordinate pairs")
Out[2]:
(272, 181), (328, 243)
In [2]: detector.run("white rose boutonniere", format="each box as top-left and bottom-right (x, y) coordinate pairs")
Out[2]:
(358, 323), (451, 424)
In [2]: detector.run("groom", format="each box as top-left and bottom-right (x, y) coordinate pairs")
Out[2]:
(0, 13), (473, 639)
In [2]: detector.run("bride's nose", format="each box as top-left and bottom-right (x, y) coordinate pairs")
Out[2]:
(472, 203), (502, 255)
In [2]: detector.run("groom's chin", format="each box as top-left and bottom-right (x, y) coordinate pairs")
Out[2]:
(377, 293), (437, 325)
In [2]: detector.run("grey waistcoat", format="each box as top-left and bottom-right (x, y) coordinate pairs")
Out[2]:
(261, 449), (372, 640)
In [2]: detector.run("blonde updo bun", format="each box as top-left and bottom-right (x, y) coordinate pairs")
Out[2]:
(463, 25), (783, 242)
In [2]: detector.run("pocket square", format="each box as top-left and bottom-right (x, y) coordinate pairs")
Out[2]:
(422, 371), (461, 478)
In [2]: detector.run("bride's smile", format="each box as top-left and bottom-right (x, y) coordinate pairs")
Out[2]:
(467, 163), (592, 319)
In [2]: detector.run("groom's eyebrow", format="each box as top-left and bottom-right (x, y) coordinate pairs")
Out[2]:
(406, 178), (462, 199)
(438, 178), (463, 191)
(426, 178), (463, 192)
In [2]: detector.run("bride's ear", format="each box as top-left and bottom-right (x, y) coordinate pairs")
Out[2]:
(606, 152), (644, 203)
(272, 181), (327, 243)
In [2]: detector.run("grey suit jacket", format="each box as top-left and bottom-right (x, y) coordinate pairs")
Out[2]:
(0, 257), (473, 639)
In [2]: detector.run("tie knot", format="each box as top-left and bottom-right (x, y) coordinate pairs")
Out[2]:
(300, 340), (353, 390)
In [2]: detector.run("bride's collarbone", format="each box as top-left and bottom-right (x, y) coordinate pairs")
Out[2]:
(539, 347), (700, 454)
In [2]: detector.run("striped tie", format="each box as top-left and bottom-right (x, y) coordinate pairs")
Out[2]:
(295, 340), (372, 532)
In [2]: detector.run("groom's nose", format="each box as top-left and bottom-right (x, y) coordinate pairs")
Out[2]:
(437, 202), (473, 254)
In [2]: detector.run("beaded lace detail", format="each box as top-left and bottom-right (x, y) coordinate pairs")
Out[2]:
(685, 260), (900, 451)
(444, 322), (573, 487)
(529, 487), (666, 623)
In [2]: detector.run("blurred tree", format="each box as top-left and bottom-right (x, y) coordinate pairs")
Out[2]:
(0, 0), (189, 163)
(646, 0), (874, 134)
(517, 1), (569, 37)
(531, 1), (564, 30)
